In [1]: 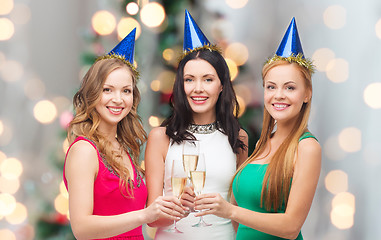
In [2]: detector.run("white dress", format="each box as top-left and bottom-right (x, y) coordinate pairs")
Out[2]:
(155, 128), (237, 240)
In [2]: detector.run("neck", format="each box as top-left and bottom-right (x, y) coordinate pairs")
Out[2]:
(97, 124), (118, 143)
(192, 112), (216, 125)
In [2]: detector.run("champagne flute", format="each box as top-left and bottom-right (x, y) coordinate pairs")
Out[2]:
(182, 140), (199, 184)
(190, 153), (212, 227)
(166, 159), (187, 233)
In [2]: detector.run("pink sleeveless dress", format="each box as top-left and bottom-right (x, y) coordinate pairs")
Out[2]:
(63, 136), (147, 240)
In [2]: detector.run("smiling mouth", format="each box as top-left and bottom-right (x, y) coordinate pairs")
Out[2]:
(107, 107), (123, 114)
(272, 103), (289, 110)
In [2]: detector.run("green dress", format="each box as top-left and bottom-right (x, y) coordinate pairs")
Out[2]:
(232, 132), (317, 240)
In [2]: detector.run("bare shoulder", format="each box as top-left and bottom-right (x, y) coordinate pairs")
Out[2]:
(298, 137), (321, 156)
(66, 140), (99, 167)
(239, 128), (248, 139)
(296, 137), (321, 167)
(147, 126), (168, 141)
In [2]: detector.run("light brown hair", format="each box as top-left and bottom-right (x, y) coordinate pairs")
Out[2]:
(67, 58), (147, 196)
(232, 60), (312, 211)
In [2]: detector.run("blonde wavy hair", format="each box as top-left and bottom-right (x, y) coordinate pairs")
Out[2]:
(67, 58), (147, 196)
(231, 60), (312, 212)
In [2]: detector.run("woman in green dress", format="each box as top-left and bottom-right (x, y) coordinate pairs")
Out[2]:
(194, 18), (321, 239)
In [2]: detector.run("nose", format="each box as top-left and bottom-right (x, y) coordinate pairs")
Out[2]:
(112, 92), (123, 104)
(274, 88), (285, 100)
(193, 80), (204, 93)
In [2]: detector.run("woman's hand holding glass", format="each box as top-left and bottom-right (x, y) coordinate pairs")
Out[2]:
(144, 195), (186, 224)
(166, 159), (188, 233)
(194, 192), (234, 220)
(190, 153), (212, 227)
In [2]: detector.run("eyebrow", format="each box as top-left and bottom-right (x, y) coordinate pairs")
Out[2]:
(183, 73), (215, 77)
(265, 80), (296, 85)
(104, 84), (132, 88)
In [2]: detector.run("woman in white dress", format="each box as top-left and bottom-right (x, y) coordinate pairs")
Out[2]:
(144, 10), (248, 240)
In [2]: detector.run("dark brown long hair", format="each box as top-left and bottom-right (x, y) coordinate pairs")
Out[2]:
(161, 49), (246, 153)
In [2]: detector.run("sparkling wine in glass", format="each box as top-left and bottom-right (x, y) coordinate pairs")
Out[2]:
(182, 140), (199, 183)
(166, 159), (187, 233)
(190, 153), (212, 227)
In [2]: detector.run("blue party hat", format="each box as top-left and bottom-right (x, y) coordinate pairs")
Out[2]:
(183, 9), (210, 51)
(266, 18), (315, 74)
(180, 10), (220, 60)
(96, 28), (138, 76)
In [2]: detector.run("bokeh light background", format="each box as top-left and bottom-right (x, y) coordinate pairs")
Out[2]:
(0, 0), (380, 239)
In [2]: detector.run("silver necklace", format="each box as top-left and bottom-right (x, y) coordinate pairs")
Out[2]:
(187, 122), (218, 134)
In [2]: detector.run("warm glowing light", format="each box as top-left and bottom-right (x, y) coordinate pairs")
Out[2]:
(148, 116), (161, 127)
(225, 43), (249, 66)
(33, 100), (58, 124)
(225, 0), (248, 9)
(157, 71), (175, 94)
(312, 48), (335, 72)
(338, 127), (361, 152)
(0, 193), (16, 216)
(325, 170), (348, 194)
(126, 2), (139, 15)
(0, 229), (15, 240)
(0, 151), (6, 163)
(0, 120), (3, 136)
(0, 0), (14, 15)
(236, 95), (246, 118)
(5, 202), (27, 224)
(0, 157), (23, 180)
(9, 3), (31, 25)
(0, 60), (23, 82)
(0, 176), (20, 194)
(140, 2), (165, 28)
(162, 48), (175, 62)
(60, 181), (69, 199)
(55, 194), (69, 215)
(323, 5), (347, 30)
(0, 18), (14, 41)
(117, 17), (141, 40)
(363, 82), (381, 109)
(225, 58), (238, 81)
(323, 136), (346, 161)
(92, 10), (116, 35)
(62, 138), (69, 154)
(24, 77), (46, 100)
(331, 192), (355, 229)
(376, 19), (381, 40)
(326, 58), (349, 83)
(150, 80), (161, 92)
(233, 84), (252, 107)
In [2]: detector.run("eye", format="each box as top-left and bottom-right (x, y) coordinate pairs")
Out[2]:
(184, 78), (193, 82)
(103, 88), (111, 92)
(205, 78), (213, 82)
(266, 85), (275, 90)
(124, 88), (132, 93)
(286, 86), (296, 90)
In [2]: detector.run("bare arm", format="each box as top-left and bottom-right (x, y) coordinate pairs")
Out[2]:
(66, 140), (184, 239)
(230, 128), (249, 231)
(145, 127), (178, 227)
(195, 138), (321, 239)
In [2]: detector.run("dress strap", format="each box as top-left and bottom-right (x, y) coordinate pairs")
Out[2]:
(299, 132), (318, 142)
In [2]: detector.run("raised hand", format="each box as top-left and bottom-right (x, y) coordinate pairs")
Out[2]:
(194, 193), (233, 219)
(145, 195), (186, 224)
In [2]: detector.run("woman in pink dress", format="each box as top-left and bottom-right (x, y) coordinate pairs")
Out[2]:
(63, 28), (185, 240)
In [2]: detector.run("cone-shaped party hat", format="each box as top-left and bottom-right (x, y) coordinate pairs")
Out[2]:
(96, 28), (138, 76)
(180, 10), (220, 59)
(266, 18), (315, 74)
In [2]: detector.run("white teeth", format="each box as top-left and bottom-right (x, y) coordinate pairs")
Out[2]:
(274, 104), (287, 108)
(108, 107), (122, 112)
(192, 97), (207, 101)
